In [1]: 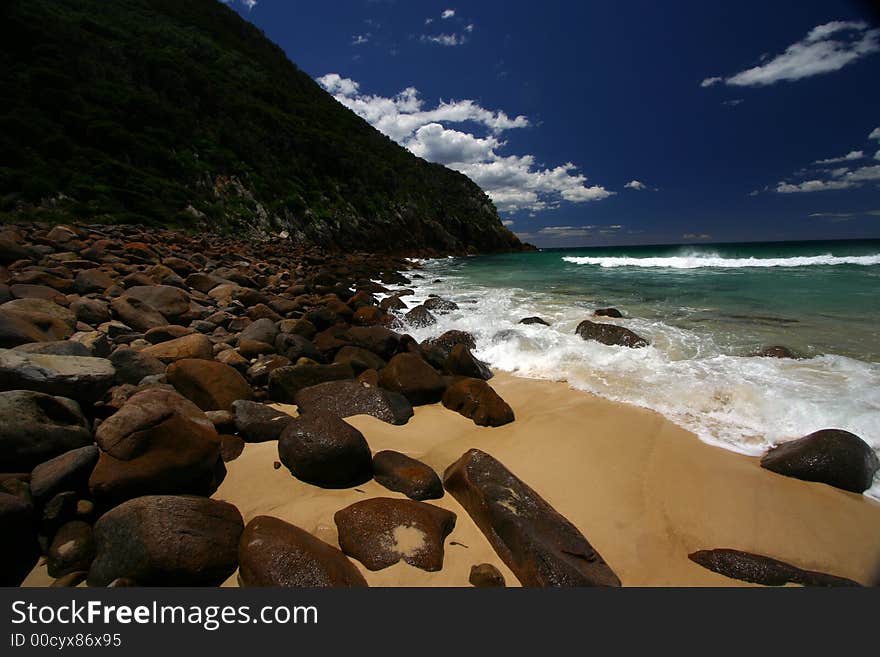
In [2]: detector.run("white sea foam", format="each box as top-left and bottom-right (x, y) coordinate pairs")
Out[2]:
(390, 263), (880, 500)
(561, 252), (880, 268)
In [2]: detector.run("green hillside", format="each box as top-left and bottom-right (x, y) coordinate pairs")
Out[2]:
(0, 0), (526, 253)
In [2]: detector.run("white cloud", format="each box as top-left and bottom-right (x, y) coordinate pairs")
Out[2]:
(421, 33), (466, 47)
(425, 18), (434, 25)
(775, 179), (856, 193)
(221, 0), (257, 8)
(875, 149), (880, 161)
(705, 21), (879, 87)
(682, 233), (713, 240)
(351, 34), (370, 45)
(441, 9), (455, 19)
(465, 23), (475, 33)
(870, 127), (880, 140)
(813, 150), (864, 164)
(722, 99), (744, 107)
(624, 180), (647, 190)
(809, 210), (880, 221)
(501, 220), (514, 226)
(316, 74), (613, 212)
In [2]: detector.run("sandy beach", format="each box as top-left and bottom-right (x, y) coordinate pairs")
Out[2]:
(210, 373), (880, 587)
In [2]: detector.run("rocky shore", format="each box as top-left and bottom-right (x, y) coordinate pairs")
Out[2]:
(2, 222), (878, 587)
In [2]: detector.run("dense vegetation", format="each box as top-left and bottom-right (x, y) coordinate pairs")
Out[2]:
(0, 0), (525, 253)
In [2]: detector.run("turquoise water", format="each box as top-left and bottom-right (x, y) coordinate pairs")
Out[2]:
(391, 239), (880, 498)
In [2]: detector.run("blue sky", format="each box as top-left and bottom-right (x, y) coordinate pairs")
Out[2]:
(222, 0), (880, 246)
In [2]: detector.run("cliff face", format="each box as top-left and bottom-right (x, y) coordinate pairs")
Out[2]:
(0, 0), (528, 254)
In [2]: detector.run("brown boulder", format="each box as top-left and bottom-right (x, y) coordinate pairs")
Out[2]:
(268, 362), (354, 403)
(444, 449), (620, 587)
(109, 296), (168, 332)
(88, 387), (224, 505)
(87, 495), (243, 587)
(166, 358), (253, 411)
(689, 549), (860, 587)
(47, 520), (95, 578)
(441, 378), (514, 427)
(760, 429), (879, 493)
(378, 353), (445, 405)
(469, 563), (506, 587)
(294, 380), (413, 425)
(232, 399), (294, 442)
(278, 412), (372, 488)
(123, 285), (190, 319)
(334, 497), (456, 571)
(140, 333), (214, 363)
(594, 308), (623, 318)
(575, 320), (648, 348)
(372, 450), (443, 501)
(444, 344), (492, 380)
(238, 515), (367, 587)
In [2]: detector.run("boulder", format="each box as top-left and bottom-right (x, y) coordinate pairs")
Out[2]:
(109, 348), (167, 385)
(334, 497), (456, 571)
(47, 520), (95, 578)
(518, 316), (550, 326)
(469, 563), (506, 587)
(372, 450), (443, 501)
(334, 345), (387, 374)
(0, 349), (116, 403)
(14, 340), (92, 357)
(444, 449), (620, 587)
(109, 296), (168, 332)
(441, 378), (514, 427)
(760, 429), (879, 493)
(404, 305), (436, 327)
(274, 333), (321, 361)
(278, 413), (372, 488)
(232, 400), (294, 442)
(346, 326), (402, 360)
(238, 317), (278, 346)
(140, 333), (214, 363)
(166, 358), (253, 411)
(71, 298), (111, 325)
(30, 445), (99, 504)
(144, 325), (194, 344)
(575, 320), (648, 348)
(594, 308), (623, 318)
(689, 549), (860, 587)
(0, 391), (92, 472)
(423, 297), (458, 312)
(74, 269), (115, 295)
(220, 434), (245, 462)
(0, 309), (65, 346)
(294, 380), (413, 425)
(444, 344), (492, 380)
(754, 345), (799, 359)
(87, 495), (243, 587)
(238, 515), (367, 587)
(122, 285), (190, 319)
(0, 492), (40, 585)
(2, 298), (76, 330)
(245, 354), (290, 386)
(268, 362), (354, 403)
(10, 283), (69, 305)
(88, 387), (224, 505)
(420, 330), (476, 368)
(378, 353), (445, 405)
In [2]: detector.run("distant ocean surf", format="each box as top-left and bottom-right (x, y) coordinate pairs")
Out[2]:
(392, 239), (880, 499)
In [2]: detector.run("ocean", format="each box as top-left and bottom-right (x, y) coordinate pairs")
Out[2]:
(390, 239), (880, 499)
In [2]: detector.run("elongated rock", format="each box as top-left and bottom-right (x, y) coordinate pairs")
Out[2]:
(443, 449), (620, 587)
(688, 549), (861, 587)
(238, 515), (367, 587)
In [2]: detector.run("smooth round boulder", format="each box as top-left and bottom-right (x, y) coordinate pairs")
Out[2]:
(470, 563), (506, 587)
(278, 413), (372, 488)
(140, 333), (214, 363)
(30, 445), (99, 504)
(575, 319), (648, 348)
(166, 358), (253, 411)
(0, 349), (116, 403)
(87, 495), (243, 587)
(0, 391), (92, 472)
(378, 353), (446, 405)
(444, 344), (492, 380)
(294, 379), (413, 425)
(238, 515), (367, 587)
(232, 400), (294, 442)
(760, 429), (879, 493)
(109, 347), (167, 385)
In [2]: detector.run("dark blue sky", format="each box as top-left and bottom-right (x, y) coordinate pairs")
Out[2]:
(223, 0), (880, 246)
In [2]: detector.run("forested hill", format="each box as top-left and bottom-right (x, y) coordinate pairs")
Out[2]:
(0, 0), (528, 254)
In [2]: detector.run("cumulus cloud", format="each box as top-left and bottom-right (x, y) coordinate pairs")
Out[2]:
(703, 21), (879, 87)
(316, 75), (612, 212)
(624, 180), (647, 190)
(351, 34), (370, 45)
(813, 150), (864, 165)
(871, 127), (880, 140)
(441, 9), (455, 19)
(501, 220), (515, 226)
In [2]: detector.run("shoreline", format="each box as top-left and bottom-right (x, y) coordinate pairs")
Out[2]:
(26, 372), (877, 587)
